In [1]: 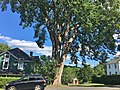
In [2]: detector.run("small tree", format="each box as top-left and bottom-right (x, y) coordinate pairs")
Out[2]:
(78, 65), (94, 83)
(94, 63), (106, 77)
(31, 55), (57, 84)
(31, 58), (41, 74)
(62, 66), (79, 84)
(0, 43), (11, 51)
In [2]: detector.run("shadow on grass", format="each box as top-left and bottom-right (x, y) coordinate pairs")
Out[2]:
(45, 85), (71, 90)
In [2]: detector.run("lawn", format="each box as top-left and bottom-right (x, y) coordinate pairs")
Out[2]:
(45, 84), (106, 90)
(68, 83), (106, 87)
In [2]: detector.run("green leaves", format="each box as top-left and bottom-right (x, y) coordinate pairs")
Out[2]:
(78, 65), (94, 83)
(0, 0), (120, 64)
(0, 43), (11, 51)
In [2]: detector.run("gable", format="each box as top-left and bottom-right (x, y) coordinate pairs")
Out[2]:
(8, 48), (32, 61)
(0, 51), (18, 59)
(107, 57), (120, 64)
(0, 48), (32, 61)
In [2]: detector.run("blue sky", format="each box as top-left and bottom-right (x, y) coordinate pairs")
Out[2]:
(0, 6), (106, 67)
(0, 7), (52, 56)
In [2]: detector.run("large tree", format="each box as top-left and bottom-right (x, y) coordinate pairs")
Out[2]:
(0, 0), (120, 85)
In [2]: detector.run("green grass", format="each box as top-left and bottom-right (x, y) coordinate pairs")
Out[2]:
(0, 89), (3, 90)
(45, 84), (106, 90)
(69, 83), (106, 87)
(0, 76), (20, 89)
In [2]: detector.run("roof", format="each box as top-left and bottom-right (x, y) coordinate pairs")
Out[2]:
(107, 57), (120, 64)
(8, 48), (32, 61)
(31, 56), (39, 60)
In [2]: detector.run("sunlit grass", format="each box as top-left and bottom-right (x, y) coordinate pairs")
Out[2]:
(69, 83), (105, 87)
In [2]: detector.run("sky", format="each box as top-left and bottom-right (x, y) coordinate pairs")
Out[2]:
(0, 6), (103, 67)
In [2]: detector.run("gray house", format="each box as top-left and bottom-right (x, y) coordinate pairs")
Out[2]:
(0, 48), (34, 74)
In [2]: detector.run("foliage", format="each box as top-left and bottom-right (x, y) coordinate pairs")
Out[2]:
(78, 65), (94, 83)
(0, 0), (120, 63)
(31, 58), (41, 74)
(0, 0), (120, 84)
(92, 75), (120, 85)
(62, 66), (79, 84)
(0, 43), (11, 52)
(31, 55), (57, 84)
(93, 63), (106, 77)
(0, 77), (20, 88)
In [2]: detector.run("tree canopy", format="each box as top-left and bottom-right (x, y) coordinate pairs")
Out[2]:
(0, 43), (11, 51)
(0, 0), (120, 85)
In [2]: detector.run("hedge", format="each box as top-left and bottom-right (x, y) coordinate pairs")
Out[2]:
(92, 75), (120, 85)
(0, 77), (20, 88)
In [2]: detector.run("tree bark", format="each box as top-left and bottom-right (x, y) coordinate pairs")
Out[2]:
(53, 54), (67, 85)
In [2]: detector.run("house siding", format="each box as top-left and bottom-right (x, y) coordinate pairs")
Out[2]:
(0, 55), (3, 70)
(8, 55), (18, 73)
(0, 53), (32, 74)
(118, 61), (120, 74)
(107, 63), (119, 75)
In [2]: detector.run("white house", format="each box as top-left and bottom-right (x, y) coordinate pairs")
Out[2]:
(107, 57), (120, 75)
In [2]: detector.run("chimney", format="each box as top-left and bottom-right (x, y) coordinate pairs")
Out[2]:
(30, 51), (33, 57)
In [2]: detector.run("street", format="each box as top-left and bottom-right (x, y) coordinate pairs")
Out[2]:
(69, 87), (120, 90)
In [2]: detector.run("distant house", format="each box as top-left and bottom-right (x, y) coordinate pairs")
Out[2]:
(107, 57), (120, 75)
(0, 48), (37, 74)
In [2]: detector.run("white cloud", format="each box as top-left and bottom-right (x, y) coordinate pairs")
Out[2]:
(114, 51), (120, 57)
(113, 34), (118, 40)
(0, 35), (52, 56)
(0, 35), (12, 41)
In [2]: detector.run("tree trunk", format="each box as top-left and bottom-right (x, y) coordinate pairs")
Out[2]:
(53, 54), (67, 85)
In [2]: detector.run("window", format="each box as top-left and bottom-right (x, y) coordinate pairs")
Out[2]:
(109, 64), (111, 69)
(115, 64), (117, 68)
(29, 77), (36, 81)
(109, 72), (111, 75)
(4, 54), (10, 59)
(18, 62), (24, 70)
(2, 54), (10, 69)
(21, 76), (29, 81)
(3, 61), (9, 69)
(36, 78), (44, 80)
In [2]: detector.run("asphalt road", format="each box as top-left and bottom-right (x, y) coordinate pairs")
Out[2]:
(69, 87), (120, 90)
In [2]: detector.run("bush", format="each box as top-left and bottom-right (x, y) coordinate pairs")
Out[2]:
(92, 75), (120, 85)
(0, 77), (20, 88)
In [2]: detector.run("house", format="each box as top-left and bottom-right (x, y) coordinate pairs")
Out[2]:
(107, 57), (120, 75)
(0, 48), (36, 74)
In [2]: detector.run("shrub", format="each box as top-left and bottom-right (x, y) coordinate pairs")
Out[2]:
(0, 77), (20, 88)
(92, 75), (120, 85)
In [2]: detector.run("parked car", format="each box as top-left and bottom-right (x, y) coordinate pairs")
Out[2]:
(5, 74), (46, 90)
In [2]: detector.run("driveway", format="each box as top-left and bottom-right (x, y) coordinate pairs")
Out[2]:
(70, 87), (120, 90)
